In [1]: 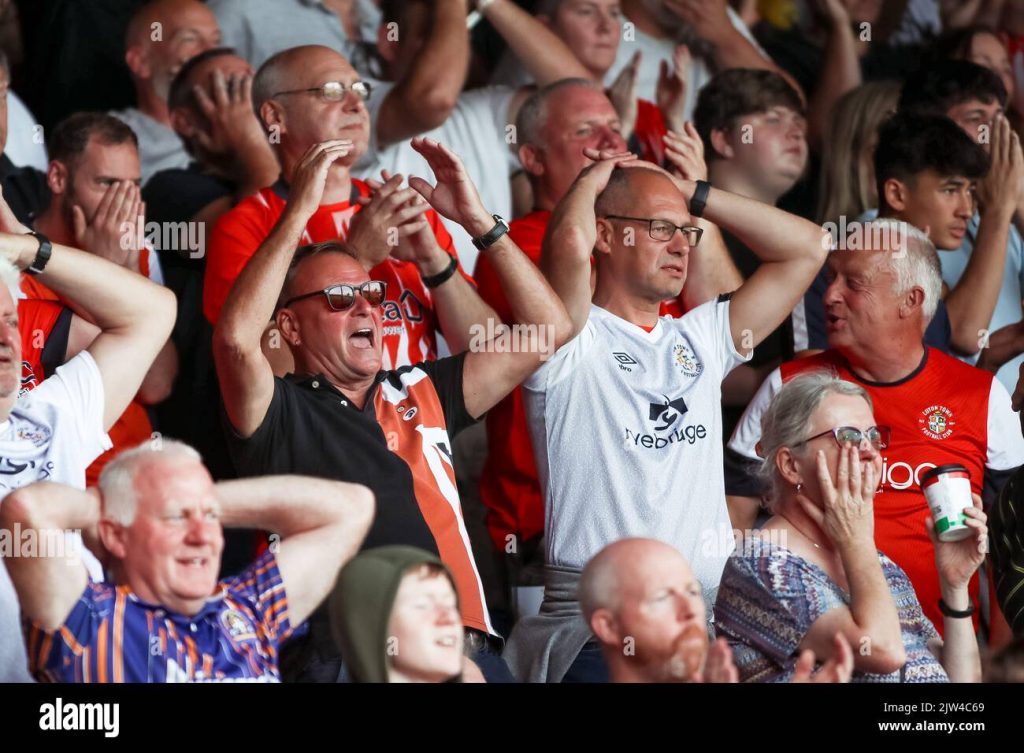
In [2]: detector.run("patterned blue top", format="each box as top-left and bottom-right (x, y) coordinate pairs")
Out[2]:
(26, 551), (293, 683)
(713, 536), (948, 683)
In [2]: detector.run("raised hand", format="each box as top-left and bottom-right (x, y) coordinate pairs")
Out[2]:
(656, 44), (690, 134)
(975, 114), (1023, 216)
(664, 0), (734, 46)
(348, 170), (431, 269)
(283, 139), (354, 223)
(607, 51), (641, 140)
(663, 121), (707, 183)
(408, 138), (491, 235)
(927, 492), (988, 592)
(701, 637), (739, 683)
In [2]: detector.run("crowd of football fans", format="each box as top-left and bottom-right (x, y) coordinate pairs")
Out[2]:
(2, 0), (1024, 684)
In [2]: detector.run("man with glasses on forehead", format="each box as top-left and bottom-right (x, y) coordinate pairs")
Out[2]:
(726, 220), (1024, 634)
(214, 135), (572, 682)
(502, 149), (827, 683)
(205, 44), (498, 373)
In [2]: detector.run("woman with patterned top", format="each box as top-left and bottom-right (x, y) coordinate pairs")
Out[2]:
(714, 372), (986, 683)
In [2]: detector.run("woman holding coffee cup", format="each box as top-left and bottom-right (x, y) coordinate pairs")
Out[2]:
(714, 372), (985, 682)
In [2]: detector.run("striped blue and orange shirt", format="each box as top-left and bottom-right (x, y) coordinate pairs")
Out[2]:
(25, 551), (293, 683)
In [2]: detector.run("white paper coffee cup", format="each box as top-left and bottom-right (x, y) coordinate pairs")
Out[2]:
(920, 464), (972, 542)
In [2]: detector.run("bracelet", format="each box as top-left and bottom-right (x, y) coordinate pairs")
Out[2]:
(422, 254), (459, 289)
(27, 231), (52, 276)
(938, 598), (975, 619)
(689, 180), (711, 218)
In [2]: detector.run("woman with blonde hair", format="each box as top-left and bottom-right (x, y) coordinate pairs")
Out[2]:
(817, 81), (901, 225)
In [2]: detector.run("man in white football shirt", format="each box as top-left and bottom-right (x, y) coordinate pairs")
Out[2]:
(0, 192), (176, 681)
(503, 149), (826, 682)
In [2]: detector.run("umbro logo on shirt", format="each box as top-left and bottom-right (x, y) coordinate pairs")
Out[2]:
(613, 352), (639, 372)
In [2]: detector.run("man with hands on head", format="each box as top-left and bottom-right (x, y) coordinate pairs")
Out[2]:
(1, 441), (374, 682)
(0, 187), (176, 681)
(503, 146), (827, 682)
(213, 136), (571, 681)
(474, 79), (742, 556)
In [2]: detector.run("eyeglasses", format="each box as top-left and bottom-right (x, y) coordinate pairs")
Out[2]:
(283, 281), (388, 311)
(794, 425), (891, 451)
(603, 215), (703, 246)
(271, 80), (372, 102)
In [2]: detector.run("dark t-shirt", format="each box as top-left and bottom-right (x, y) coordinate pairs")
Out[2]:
(0, 155), (48, 225)
(224, 354), (491, 635)
(144, 162), (235, 228)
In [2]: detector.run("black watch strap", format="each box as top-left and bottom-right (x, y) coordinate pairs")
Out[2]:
(689, 180), (711, 218)
(422, 254), (459, 289)
(27, 231), (52, 275)
(938, 598), (975, 619)
(471, 214), (509, 251)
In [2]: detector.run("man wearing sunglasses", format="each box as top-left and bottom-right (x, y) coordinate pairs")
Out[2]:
(214, 136), (572, 682)
(726, 220), (1024, 634)
(205, 44), (498, 372)
(502, 149), (827, 682)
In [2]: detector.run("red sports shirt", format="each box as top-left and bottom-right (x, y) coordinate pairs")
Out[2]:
(204, 178), (467, 369)
(728, 348), (1024, 632)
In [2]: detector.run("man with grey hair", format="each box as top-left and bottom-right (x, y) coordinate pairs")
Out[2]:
(0, 190), (176, 681)
(1, 440), (374, 682)
(726, 219), (1024, 633)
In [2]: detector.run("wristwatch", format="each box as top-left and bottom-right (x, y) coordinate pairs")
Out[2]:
(471, 215), (509, 251)
(689, 180), (711, 219)
(27, 231), (52, 275)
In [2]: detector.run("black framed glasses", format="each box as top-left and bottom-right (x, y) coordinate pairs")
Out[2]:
(794, 425), (891, 451)
(603, 215), (703, 246)
(283, 281), (388, 311)
(271, 80), (372, 102)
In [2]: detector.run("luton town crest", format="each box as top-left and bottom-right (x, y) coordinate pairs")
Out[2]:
(673, 343), (703, 377)
(919, 404), (954, 440)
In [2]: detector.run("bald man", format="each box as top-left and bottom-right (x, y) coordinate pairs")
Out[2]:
(204, 44), (496, 373)
(580, 538), (853, 683)
(111, 0), (222, 184)
(503, 150), (826, 682)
